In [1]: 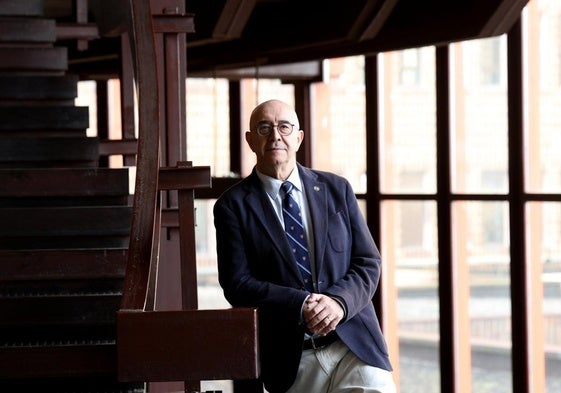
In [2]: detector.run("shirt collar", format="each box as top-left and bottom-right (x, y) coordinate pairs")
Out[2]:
(255, 167), (303, 199)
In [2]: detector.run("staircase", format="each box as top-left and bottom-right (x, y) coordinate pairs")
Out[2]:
(0, 1), (140, 391)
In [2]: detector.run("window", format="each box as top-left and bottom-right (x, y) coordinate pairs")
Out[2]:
(187, 3), (560, 392)
(400, 48), (421, 86)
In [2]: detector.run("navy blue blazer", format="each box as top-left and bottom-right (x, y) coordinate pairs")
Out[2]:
(214, 163), (392, 393)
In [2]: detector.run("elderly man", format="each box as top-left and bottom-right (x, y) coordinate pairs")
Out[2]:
(214, 99), (395, 393)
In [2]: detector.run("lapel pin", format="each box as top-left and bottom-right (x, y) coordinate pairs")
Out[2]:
(314, 186), (320, 191)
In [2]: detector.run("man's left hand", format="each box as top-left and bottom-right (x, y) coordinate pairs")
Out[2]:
(303, 293), (344, 336)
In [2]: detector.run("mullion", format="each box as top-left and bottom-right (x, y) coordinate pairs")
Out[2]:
(507, 18), (531, 393)
(435, 45), (457, 393)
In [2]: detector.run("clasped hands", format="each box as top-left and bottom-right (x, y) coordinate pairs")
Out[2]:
(303, 293), (344, 336)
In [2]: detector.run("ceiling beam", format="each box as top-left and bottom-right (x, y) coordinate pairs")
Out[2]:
(347, 0), (400, 42)
(189, 60), (324, 81)
(213, 0), (256, 39)
(480, 0), (528, 36)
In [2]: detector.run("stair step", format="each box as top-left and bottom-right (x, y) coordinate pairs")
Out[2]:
(0, 1), (43, 17)
(0, 206), (132, 237)
(0, 347), (143, 392)
(0, 377), (144, 393)
(0, 168), (130, 198)
(0, 235), (130, 250)
(1, 326), (119, 349)
(0, 106), (88, 131)
(0, 167), (131, 207)
(0, 248), (127, 281)
(0, 136), (98, 167)
(0, 248), (127, 304)
(0, 17), (56, 43)
(0, 293), (121, 328)
(0, 205), (131, 249)
(0, 195), (132, 208)
(0, 344), (117, 379)
(0, 47), (67, 72)
(0, 75), (78, 100)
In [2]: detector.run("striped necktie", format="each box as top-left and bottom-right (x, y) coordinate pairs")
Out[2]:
(281, 181), (314, 292)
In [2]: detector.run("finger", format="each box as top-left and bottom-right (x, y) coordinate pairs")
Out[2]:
(304, 300), (317, 312)
(306, 310), (330, 332)
(305, 314), (321, 332)
(307, 303), (326, 321)
(306, 293), (321, 303)
(317, 316), (335, 336)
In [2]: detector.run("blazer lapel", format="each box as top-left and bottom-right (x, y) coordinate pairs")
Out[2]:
(243, 172), (303, 281)
(299, 165), (328, 276)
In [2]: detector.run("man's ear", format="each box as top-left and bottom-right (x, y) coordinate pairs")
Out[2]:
(245, 131), (255, 151)
(297, 129), (304, 148)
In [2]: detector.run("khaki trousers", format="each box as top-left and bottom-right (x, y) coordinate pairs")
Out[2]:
(285, 339), (396, 393)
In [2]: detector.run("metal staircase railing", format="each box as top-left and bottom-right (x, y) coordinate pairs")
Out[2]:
(116, 2), (259, 391)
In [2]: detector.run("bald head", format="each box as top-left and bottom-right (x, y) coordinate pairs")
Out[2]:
(249, 100), (300, 132)
(245, 99), (303, 180)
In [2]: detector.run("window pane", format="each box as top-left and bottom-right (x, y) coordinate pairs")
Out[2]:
(527, 202), (561, 393)
(196, 198), (233, 392)
(195, 199), (229, 309)
(378, 47), (436, 195)
(382, 200), (440, 393)
(249, 78), (295, 106)
(186, 78), (231, 176)
(453, 201), (513, 392)
(524, 0), (561, 193)
(450, 37), (509, 194)
(309, 56), (366, 193)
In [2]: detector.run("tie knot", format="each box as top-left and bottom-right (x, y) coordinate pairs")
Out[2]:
(281, 181), (294, 196)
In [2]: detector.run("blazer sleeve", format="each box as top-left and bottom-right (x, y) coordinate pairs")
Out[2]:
(318, 177), (382, 322)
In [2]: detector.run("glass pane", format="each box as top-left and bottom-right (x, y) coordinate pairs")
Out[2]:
(450, 37), (509, 194)
(527, 202), (561, 393)
(251, 78), (295, 106)
(186, 78), (231, 176)
(524, 0), (561, 193)
(378, 47), (436, 195)
(196, 198), (234, 392)
(310, 56), (367, 193)
(453, 201), (512, 392)
(195, 199), (229, 310)
(382, 200), (440, 393)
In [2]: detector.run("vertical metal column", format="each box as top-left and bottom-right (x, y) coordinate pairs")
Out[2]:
(364, 54), (400, 387)
(229, 80), (243, 176)
(150, 1), (193, 392)
(507, 18), (541, 393)
(294, 81), (312, 168)
(435, 45), (458, 393)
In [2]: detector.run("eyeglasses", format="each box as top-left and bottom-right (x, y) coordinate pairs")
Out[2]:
(254, 121), (295, 136)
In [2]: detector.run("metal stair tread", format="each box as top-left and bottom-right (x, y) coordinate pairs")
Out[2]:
(0, 168), (130, 197)
(0, 106), (89, 130)
(0, 75), (78, 100)
(0, 17), (56, 43)
(0, 47), (67, 71)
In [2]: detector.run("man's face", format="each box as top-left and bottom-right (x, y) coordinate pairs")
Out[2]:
(245, 100), (303, 174)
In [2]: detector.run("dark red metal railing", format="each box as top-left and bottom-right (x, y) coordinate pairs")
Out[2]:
(115, 2), (259, 390)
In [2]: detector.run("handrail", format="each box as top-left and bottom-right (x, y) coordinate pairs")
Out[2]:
(115, 2), (260, 388)
(119, 0), (160, 311)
